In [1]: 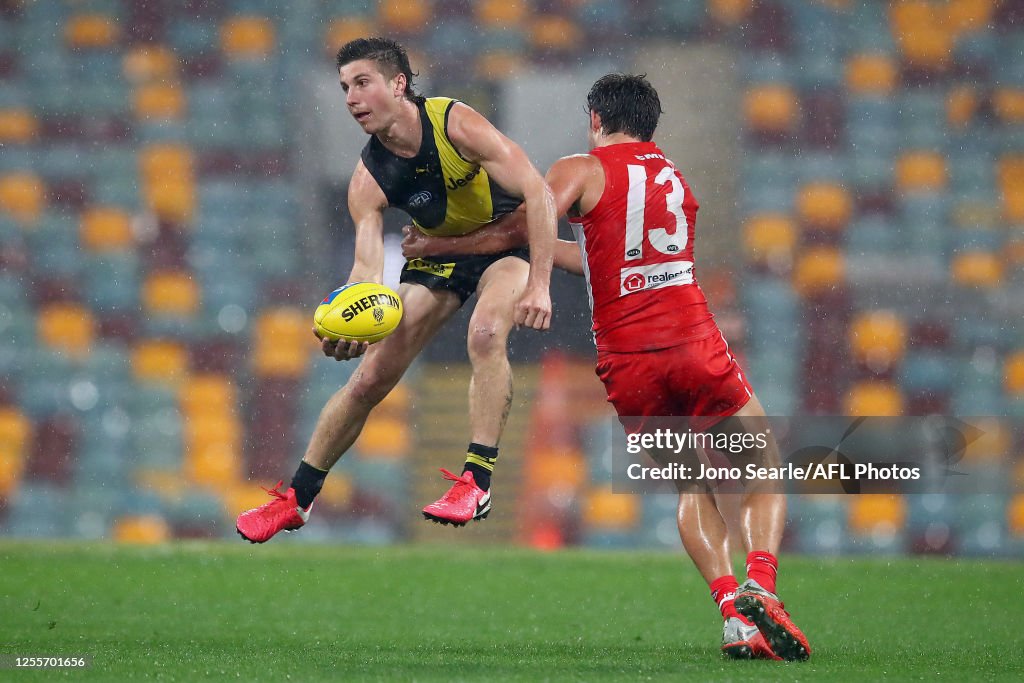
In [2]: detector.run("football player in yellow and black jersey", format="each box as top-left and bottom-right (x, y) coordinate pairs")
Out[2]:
(236, 37), (557, 543)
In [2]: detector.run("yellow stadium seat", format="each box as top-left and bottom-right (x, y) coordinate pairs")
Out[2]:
(845, 381), (904, 416)
(944, 0), (995, 37)
(253, 307), (315, 376)
(134, 82), (187, 121)
(0, 407), (31, 455)
(999, 156), (1024, 222)
(0, 172), (46, 224)
(132, 339), (190, 384)
(140, 144), (193, 182)
(896, 151), (947, 192)
(253, 345), (310, 379)
(254, 307), (311, 346)
(122, 45), (179, 83)
(848, 494), (907, 535)
(475, 52), (526, 80)
(226, 484), (283, 517)
(37, 303), (95, 357)
(65, 14), (120, 49)
(179, 374), (237, 417)
(583, 485), (640, 530)
(850, 310), (907, 368)
(743, 84), (799, 135)
(144, 179), (195, 224)
(0, 415), (29, 496)
(890, 0), (933, 31)
(377, 382), (410, 412)
(315, 473), (353, 508)
(709, 0), (754, 25)
(0, 446), (26, 498)
(221, 16), (276, 59)
(80, 206), (134, 252)
(356, 417), (409, 458)
(796, 182), (852, 230)
(845, 54), (898, 95)
(140, 145), (195, 223)
(743, 213), (798, 264)
(896, 25), (954, 71)
(0, 109), (39, 144)
(185, 441), (241, 487)
(476, 0), (530, 28)
(1005, 352), (1024, 396)
(794, 247), (845, 296)
(951, 251), (1003, 288)
(529, 15), (583, 52)
(184, 415), (243, 453)
(993, 88), (1024, 125)
(962, 417), (1011, 463)
(324, 17), (376, 56)
(947, 86), (978, 127)
(1009, 494), (1024, 537)
(379, 0), (430, 33)
(113, 515), (172, 543)
(143, 271), (200, 317)
(135, 469), (187, 497)
(532, 449), (587, 490)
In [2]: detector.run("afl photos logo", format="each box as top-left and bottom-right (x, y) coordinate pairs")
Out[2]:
(408, 191), (432, 209)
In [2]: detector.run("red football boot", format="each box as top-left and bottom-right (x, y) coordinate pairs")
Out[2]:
(422, 469), (491, 526)
(236, 481), (310, 543)
(721, 616), (782, 661)
(734, 579), (811, 661)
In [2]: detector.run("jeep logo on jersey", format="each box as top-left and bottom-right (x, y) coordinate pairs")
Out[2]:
(446, 167), (480, 190)
(619, 261), (695, 296)
(408, 191), (432, 209)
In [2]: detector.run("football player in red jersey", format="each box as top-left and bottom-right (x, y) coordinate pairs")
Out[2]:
(401, 74), (811, 662)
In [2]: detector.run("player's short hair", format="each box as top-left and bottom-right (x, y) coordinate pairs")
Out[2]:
(336, 37), (424, 104)
(586, 74), (663, 142)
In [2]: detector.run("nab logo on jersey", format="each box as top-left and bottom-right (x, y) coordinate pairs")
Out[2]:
(623, 273), (646, 292)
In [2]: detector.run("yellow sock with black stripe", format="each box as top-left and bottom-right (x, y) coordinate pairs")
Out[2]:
(462, 442), (498, 491)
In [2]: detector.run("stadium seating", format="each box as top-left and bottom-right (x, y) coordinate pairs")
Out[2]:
(0, 0), (1020, 555)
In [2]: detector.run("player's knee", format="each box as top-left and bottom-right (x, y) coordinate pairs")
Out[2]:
(467, 320), (508, 360)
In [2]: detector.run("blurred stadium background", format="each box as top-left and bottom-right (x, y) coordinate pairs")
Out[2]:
(0, 0), (1022, 558)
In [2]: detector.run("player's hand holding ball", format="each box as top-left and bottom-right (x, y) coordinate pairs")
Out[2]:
(313, 282), (404, 361)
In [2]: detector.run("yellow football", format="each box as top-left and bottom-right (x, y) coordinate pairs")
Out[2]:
(314, 282), (403, 343)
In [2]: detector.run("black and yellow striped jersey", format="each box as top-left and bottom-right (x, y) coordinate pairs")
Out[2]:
(359, 97), (522, 237)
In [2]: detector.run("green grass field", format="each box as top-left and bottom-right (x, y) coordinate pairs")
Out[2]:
(0, 542), (1020, 681)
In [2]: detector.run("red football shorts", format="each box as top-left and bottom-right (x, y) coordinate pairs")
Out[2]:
(595, 330), (754, 434)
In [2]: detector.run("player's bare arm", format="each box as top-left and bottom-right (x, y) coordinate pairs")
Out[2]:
(401, 154), (602, 276)
(445, 102), (556, 330)
(314, 158), (389, 362)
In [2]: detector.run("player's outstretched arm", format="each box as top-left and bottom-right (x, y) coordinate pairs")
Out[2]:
(346, 159), (388, 285)
(446, 103), (556, 330)
(401, 208), (527, 258)
(318, 160), (389, 362)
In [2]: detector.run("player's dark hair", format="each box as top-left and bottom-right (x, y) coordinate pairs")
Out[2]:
(586, 73), (662, 142)
(336, 37), (425, 104)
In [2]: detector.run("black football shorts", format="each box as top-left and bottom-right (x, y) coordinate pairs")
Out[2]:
(399, 248), (530, 304)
